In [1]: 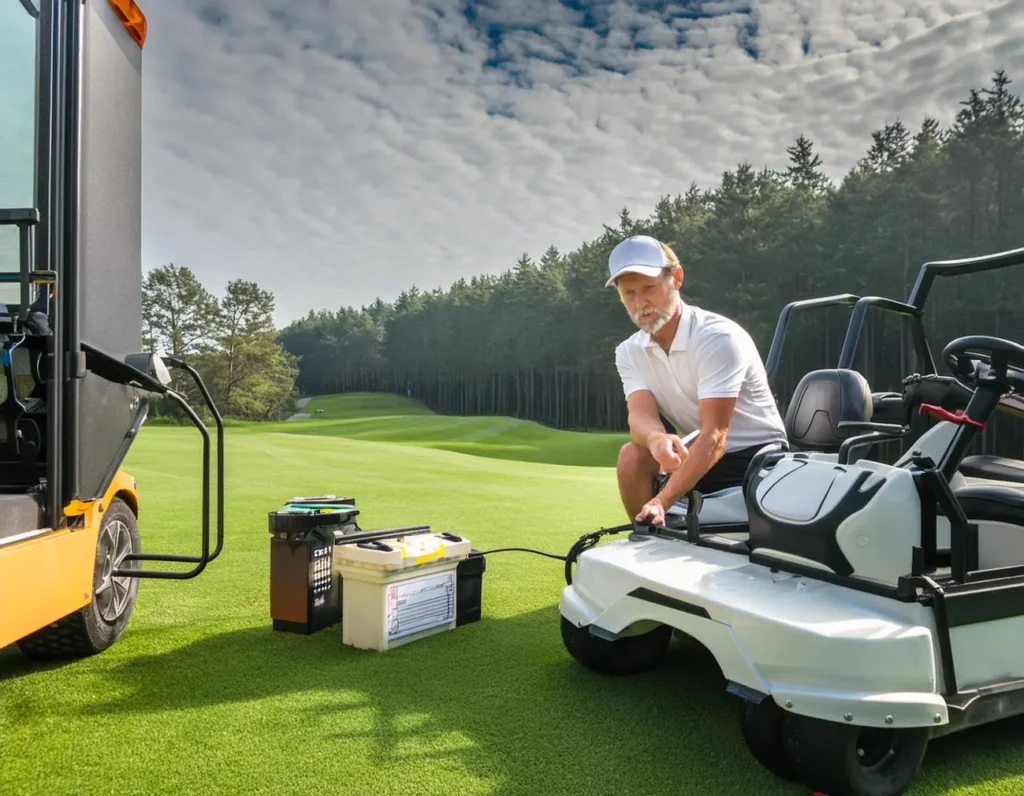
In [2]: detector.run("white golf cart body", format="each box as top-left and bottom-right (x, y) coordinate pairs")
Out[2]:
(562, 412), (1024, 730)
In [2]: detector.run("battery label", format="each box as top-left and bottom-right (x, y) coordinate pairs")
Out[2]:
(386, 571), (455, 639)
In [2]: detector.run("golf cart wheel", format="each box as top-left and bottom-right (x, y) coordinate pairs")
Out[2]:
(18, 498), (141, 660)
(560, 615), (672, 676)
(783, 712), (928, 796)
(739, 697), (797, 781)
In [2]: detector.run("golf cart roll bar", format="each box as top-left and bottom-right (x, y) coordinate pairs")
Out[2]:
(766, 246), (1024, 394)
(837, 296), (923, 369)
(764, 293), (860, 386)
(908, 245), (1024, 311)
(81, 343), (225, 580)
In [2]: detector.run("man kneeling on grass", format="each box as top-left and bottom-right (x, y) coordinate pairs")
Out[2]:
(606, 235), (788, 526)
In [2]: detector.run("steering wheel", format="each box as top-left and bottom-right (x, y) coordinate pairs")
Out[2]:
(942, 335), (1024, 394)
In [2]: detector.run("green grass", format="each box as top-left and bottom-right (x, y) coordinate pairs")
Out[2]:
(2, 394), (1022, 795)
(278, 392), (630, 467)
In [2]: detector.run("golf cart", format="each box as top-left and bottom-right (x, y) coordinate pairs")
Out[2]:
(559, 247), (1024, 796)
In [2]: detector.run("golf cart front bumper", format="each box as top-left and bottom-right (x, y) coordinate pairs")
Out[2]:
(559, 535), (950, 730)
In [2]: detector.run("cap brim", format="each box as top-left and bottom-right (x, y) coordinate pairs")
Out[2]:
(605, 263), (666, 287)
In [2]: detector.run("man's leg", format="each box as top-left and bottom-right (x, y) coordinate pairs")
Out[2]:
(693, 444), (775, 495)
(617, 442), (662, 519)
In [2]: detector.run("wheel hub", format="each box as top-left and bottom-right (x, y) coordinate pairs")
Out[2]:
(856, 728), (899, 770)
(94, 520), (134, 622)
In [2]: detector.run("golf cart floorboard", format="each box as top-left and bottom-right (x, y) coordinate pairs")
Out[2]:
(941, 677), (1024, 735)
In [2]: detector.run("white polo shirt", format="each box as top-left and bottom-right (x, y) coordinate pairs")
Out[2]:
(615, 302), (787, 452)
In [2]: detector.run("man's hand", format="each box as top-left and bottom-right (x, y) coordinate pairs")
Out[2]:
(657, 397), (737, 506)
(635, 496), (667, 526)
(647, 430), (689, 472)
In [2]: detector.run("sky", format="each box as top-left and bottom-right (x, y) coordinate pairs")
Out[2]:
(6, 1), (1024, 325)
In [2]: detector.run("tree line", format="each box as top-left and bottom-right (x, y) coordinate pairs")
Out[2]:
(278, 71), (1024, 457)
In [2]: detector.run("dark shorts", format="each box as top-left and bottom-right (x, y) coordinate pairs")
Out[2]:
(653, 442), (786, 497)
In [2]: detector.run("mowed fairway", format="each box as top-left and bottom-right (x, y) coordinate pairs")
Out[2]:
(2, 395), (1022, 796)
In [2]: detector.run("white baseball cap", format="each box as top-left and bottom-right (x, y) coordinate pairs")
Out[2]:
(605, 235), (678, 287)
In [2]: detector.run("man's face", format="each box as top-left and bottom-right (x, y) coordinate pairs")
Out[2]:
(615, 268), (682, 334)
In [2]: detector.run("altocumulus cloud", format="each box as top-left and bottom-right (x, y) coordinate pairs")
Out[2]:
(138, 0), (1024, 323)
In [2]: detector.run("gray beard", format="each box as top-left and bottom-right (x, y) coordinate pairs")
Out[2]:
(631, 294), (679, 334)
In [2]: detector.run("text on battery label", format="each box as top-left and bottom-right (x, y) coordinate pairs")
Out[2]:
(385, 571), (455, 639)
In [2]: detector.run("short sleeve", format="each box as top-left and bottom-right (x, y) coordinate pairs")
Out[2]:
(696, 331), (747, 399)
(615, 343), (648, 398)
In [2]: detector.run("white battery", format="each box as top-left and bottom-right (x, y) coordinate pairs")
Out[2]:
(334, 532), (472, 651)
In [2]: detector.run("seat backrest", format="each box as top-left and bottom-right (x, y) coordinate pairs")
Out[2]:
(784, 368), (873, 451)
(0, 333), (48, 486)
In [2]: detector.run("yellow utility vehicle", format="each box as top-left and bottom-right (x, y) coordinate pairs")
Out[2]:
(1, 0), (223, 658)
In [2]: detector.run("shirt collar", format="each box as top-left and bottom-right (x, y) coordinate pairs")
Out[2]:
(640, 301), (694, 352)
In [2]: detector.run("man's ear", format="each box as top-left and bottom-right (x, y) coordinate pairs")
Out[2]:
(674, 265), (684, 290)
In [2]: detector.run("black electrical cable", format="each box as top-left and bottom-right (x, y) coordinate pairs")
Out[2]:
(475, 522), (637, 586)
(476, 546), (567, 561)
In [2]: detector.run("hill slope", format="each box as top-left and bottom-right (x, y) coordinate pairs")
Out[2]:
(274, 392), (629, 467)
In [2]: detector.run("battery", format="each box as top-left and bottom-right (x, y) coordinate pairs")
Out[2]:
(334, 531), (475, 651)
(455, 549), (486, 626)
(268, 495), (360, 634)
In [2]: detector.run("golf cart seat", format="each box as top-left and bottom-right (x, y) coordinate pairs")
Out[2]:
(953, 483), (1024, 524)
(662, 369), (872, 532)
(783, 367), (873, 452)
(958, 455), (1024, 485)
(949, 484), (1024, 571)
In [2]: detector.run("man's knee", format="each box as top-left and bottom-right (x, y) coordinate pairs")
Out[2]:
(618, 441), (658, 475)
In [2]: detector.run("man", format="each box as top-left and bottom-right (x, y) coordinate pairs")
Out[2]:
(607, 235), (787, 525)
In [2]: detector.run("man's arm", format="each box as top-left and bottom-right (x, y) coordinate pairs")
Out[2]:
(626, 390), (668, 448)
(617, 344), (688, 472)
(617, 345), (665, 448)
(655, 397), (735, 506)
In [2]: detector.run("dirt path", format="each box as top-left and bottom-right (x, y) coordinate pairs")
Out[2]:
(285, 396), (312, 421)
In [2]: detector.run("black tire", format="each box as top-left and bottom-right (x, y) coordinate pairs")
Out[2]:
(17, 498), (141, 660)
(783, 712), (929, 796)
(560, 615), (672, 676)
(739, 697), (798, 781)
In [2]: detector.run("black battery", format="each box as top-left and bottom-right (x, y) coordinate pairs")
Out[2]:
(268, 497), (359, 634)
(455, 549), (486, 626)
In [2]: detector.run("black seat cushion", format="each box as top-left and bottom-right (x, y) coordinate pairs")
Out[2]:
(959, 455), (1024, 485)
(954, 484), (1024, 525)
(784, 368), (872, 452)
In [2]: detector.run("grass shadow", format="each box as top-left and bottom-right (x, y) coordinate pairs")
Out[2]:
(50, 604), (1024, 796)
(67, 607), (800, 795)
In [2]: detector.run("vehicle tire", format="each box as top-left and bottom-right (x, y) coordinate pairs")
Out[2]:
(560, 615), (672, 676)
(783, 712), (929, 796)
(17, 498), (141, 660)
(739, 697), (797, 781)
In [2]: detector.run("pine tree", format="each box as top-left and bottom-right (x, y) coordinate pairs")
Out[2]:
(786, 134), (828, 193)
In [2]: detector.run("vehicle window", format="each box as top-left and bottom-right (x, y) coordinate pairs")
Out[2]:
(0, 0), (40, 306)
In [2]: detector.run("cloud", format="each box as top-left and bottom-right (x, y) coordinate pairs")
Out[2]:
(136, 0), (1024, 324)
